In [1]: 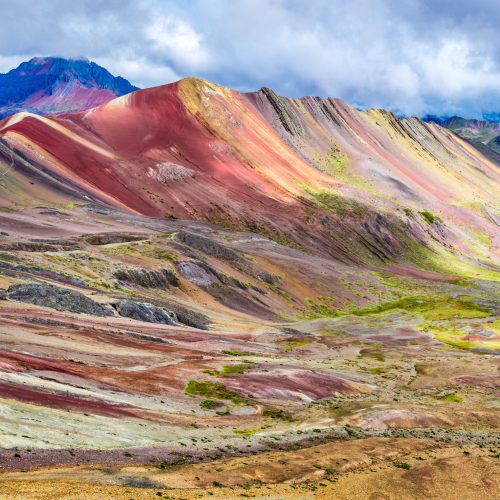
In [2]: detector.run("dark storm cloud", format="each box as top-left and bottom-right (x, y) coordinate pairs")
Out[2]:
(0, 0), (498, 117)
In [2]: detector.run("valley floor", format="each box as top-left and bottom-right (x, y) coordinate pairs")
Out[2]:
(0, 206), (498, 499)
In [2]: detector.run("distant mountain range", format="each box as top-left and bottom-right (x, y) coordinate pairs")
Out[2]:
(423, 114), (500, 159)
(0, 57), (138, 118)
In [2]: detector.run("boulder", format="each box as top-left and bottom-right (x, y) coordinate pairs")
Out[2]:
(7, 283), (112, 316)
(113, 268), (179, 288)
(175, 232), (241, 262)
(176, 260), (221, 287)
(113, 299), (178, 325)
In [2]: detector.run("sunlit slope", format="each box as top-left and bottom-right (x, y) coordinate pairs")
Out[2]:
(247, 88), (499, 257)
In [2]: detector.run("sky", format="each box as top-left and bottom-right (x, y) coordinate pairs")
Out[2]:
(0, 0), (499, 118)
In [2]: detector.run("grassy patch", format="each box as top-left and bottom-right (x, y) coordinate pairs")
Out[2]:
(394, 462), (411, 470)
(222, 350), (250, 356)
(423, 324), (500, 351)
(301, 184), (367, 217)
(368, 367), (386, 374)
(185, 380), (248, 404)
(405, 243), (500, 281)
(350, 295), (490, 321)
(221, 364), (250, 375)
(321, 329), (349, 336)
(200, 399), (219, 409)
(436, 394), (463, 403)
(472, 231), (492, 247)
(233, 429), (259, 436)
(419, 210), (441, 224)
(262, 408), (294, 421)
(358, 349), (385, 361)
(150, 249), (177, 262)
(301, 294), (490, 321)
(278, 338), (313, 351)
(299, 296), (341, 319)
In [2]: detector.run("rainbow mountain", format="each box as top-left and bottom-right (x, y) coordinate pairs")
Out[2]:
(0, 60), (498, 497)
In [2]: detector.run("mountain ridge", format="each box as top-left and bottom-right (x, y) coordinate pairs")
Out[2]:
(0, 76), (497, 268)
(433, 115), (500, 157)
(0, 56), (138, 118)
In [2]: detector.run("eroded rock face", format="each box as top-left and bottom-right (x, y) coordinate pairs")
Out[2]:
(259, 87), (304, 136)
(6, 284), (112, 316)
(147, 162), (194, 182)
(176, 260), (221, 287)
(175, 232), (242, 263)
(0, 242), (61, 252)
(113, 268), (179, 289)
(112, 299), (177, 325)
(0, 262), (87, 287)
(81, 233), (146, 246)
(167, 303), (209, 330)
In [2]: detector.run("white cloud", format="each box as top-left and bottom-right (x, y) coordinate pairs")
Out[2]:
(0, 55), (30, 73)
(146, 15), (211, 70)
(94, 56), (180, 89)
(0, 0), (499, 117)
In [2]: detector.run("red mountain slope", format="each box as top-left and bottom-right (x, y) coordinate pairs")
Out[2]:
(0, 77), (498, 265)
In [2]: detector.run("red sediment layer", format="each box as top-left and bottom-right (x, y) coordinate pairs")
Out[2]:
(0, 381), (138, 418)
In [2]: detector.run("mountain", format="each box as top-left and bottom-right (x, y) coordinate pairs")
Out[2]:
(0, 77), (498, 497)
(439, 116), (500, 155)
(426, 115), (500, 159)
(0, 77), (498, 271)
(0, 78), (497, 251)
(0, 57), (138, 118)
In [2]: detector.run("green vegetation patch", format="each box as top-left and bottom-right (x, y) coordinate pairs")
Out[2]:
(394, 462), (412, 470)
(221, 364), (251, 375)
(300, 296), (341, 319)
(301, 184), (367, 217)
(185, 380), (248, 404)
(419, 210), (441, 224)
(262, 408), (294, 421)
(368, 367), (386, 374)
(351, 296), (490, 320)
(203, 365), (255, 376)
(301, 294), (490, 321)
(200, 399), (219, 409)
(436, 393), (463, 403)
(278, 338), (313, 351)
(233, 429), (260, 436)
(321, 329), (349, 336)
(222, 349), (251, 356)
(358, 349), (385, 362)
(422, 323), (500, 351)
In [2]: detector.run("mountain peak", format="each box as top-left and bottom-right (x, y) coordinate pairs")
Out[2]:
(0, 56), (138, 118)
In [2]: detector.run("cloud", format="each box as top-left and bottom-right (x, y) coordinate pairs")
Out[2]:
(146, 15), (211, 70)
(0, 0), (499, 117)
